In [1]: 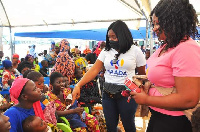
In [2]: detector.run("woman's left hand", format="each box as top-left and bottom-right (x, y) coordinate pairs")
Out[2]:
(130, 88), (149, 105)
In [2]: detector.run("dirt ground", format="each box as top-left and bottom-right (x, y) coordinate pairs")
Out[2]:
(117, 107), (151, 132)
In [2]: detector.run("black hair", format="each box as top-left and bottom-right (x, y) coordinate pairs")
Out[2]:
(41, 60), (48, 66)
(17, 61), (32, 73)
(8, 79), (14, 87)
(26, 71), (43, 82)
(150, 0), (198, 50)
(23, 70), (34, 78)
(105, 20), (134, 54)
(22, 116), (36, 132)
(74, 67), (82, 76)
(50, 72), (63, 84)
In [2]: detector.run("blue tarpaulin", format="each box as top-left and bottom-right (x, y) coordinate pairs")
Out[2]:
(14, 27), (148, 41)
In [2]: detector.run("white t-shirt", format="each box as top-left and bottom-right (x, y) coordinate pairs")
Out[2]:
(98, 45), (146, 84)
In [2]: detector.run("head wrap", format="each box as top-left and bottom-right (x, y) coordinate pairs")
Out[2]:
(52, 39), (75, 81)
(10, 78), (45, 120)
(97, 41), (103, 48)
(59, 39), (70, 52)
(12, 53), (19, 58)
(10, 78), (30, 100)
(2, 60), (12, 68)
(25, 54), (34, 61)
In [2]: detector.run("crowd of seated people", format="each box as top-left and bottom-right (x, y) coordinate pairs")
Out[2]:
(0, 38), (199, 132)
(0, 39), (108, 132)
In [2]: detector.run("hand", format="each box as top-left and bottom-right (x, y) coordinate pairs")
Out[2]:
(130, 88), (149, 105)
(73, 107), (84, 114)
(71, 85), (81, 105)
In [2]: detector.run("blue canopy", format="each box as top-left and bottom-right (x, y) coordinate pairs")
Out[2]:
(14, 27), (148, 41)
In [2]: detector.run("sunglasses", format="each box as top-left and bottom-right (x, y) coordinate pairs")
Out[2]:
(113, 54), (120, 64)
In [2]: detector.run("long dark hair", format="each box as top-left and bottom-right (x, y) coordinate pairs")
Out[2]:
(150, 0), (198, 50)
(105, 20), (134, 54)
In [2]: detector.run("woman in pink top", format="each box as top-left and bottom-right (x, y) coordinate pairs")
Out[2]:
(130, 0), (200, 132)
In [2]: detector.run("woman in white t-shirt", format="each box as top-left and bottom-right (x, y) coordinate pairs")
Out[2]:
(72, 20), (146, 132)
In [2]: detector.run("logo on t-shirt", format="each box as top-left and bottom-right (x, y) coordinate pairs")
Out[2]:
(108, 59), (127, 77)
(110, 59), (124, 69)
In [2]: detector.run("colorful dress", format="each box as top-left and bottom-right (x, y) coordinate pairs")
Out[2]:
(2, 69), (15, 89)
(46, 88), (100, 132)
(52, 39), (75, 81)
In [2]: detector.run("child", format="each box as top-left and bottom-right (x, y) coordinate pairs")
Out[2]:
(73, 68), (101, 107)
(23, 116), (50, 132)
(39, 60), (49, 77)
(47, 72), (100, 132)
(2, 60), (15, 89)
(26, 71), (49, 93)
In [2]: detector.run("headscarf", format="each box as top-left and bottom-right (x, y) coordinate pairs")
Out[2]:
(2, 60), (12, 68)
(25, 54), (34, 61)
(52, 39), (75, 81)
(12, 53), (19, 58)
(10, 78), (29, 102)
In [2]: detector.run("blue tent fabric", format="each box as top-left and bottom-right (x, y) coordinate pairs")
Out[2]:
(14, 27), (148, 41)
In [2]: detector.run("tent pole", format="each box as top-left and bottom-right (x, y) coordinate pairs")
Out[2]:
(149, 21), (153, 55)
(9, 26), (14, 56)
(0, 0), (14, 56)
(145, 20), (149, 48)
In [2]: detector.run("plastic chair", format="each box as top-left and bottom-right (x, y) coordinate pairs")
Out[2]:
(84, 107), (89, 114)
(57, 117), (72, 132)
(57, 123), (72, 132)
(59, 117), (71, 126)
(44, 77), (50, 86)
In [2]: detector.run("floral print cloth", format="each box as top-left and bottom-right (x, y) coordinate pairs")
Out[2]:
(46, 88), (100, 132)
(52, 39), (75, 81)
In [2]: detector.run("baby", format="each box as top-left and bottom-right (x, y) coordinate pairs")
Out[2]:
(22, 116), (51, 132)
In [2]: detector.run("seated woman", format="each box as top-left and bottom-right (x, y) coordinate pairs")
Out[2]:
(4, 78), (45, 132)
(2, 60), (15, 89)
(47, 72), (100, 132)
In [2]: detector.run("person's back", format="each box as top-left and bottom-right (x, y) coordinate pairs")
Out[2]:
(39, 60), (48, 77)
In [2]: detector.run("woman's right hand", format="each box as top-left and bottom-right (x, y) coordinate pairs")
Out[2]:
(73, 107), (84, 114)
(71, 85), (81, 105)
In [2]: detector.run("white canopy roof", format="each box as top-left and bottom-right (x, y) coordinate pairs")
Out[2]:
(0, 0), (148, 31)
(0, 0), (199, 32)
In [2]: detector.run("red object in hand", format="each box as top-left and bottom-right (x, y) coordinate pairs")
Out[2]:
(124, 78), (141, 93)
